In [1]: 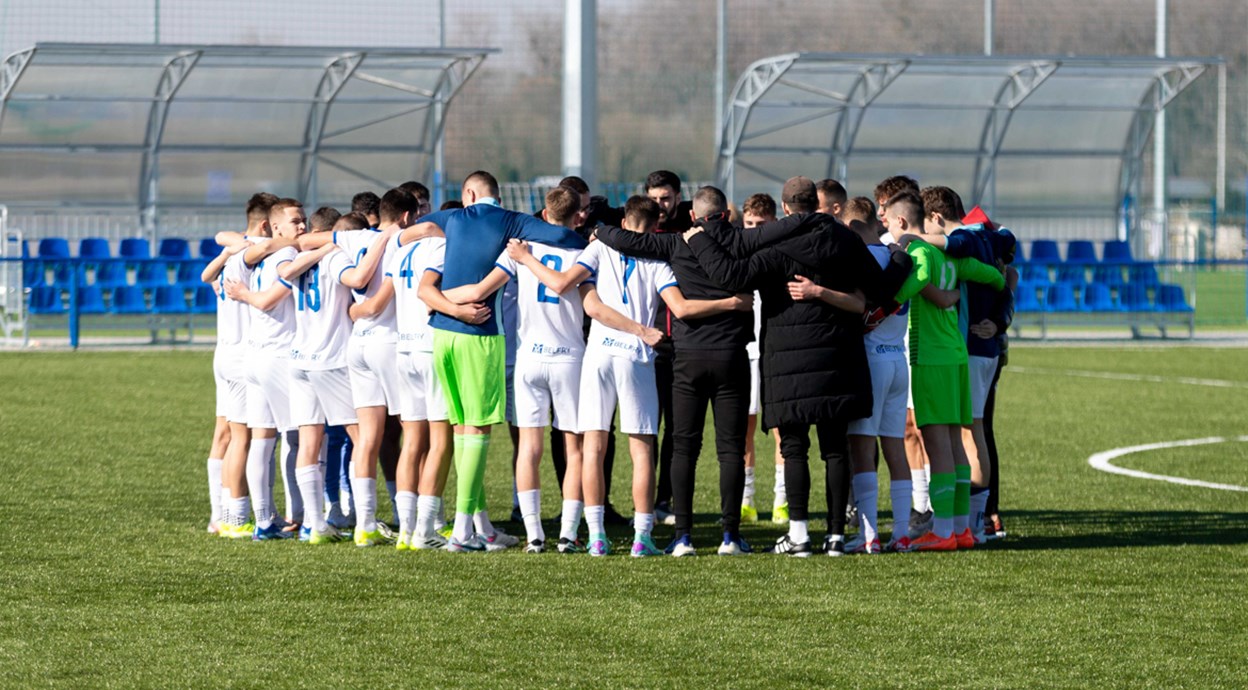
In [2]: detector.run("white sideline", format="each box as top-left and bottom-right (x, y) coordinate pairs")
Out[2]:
(1087, 436), (1248, 492)
(1010, 366), (1248, 390)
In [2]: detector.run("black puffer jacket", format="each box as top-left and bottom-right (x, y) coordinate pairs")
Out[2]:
(686, 216), (886, 429)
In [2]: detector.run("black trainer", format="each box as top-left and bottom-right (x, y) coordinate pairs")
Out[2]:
(768, 534), (813, 558)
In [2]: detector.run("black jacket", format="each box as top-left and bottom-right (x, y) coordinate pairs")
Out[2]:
(686, 216), (885, 429)
(595, 214), (819, 351)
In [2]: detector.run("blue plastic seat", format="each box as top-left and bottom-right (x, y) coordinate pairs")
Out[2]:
(93, 260), (128, 288)
(1092, 264), (1125, 287)
(1103, 240), (1133, 264)
(175, 260), (207, 286)
(191, 285), (219, 314)
(153, 286), (189, 314)
(112, 286), (149, 314)
(119, 238), (151, 261)
(49, 261), (77, 287)
(136, 261), (170, 287)
(1066, 240), (1097, 264)
(23, 260), (44, 288)
(1156, 284), (1193, 312)
(1129, 263), (1160, 286)
(198, 238), (220, 259)
(1046, 283), (1080, 311)
(158, 238), (192, 260)
(1082, 283), (1119, 312)
(37, 237), (71, 259)
(1021, 263), (1051, 285)
(1055, 264), (1087, 286)
(1014, 281), (1043, 312)
(79, 238), (112, 261)
(1029, 240), (1061, 264)
(76, 285), (108, 315)
(29, 286), (66, 314)
(1120, 283), (1155, 312)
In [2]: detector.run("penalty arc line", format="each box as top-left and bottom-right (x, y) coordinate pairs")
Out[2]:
(1087, 436), (1248, 492)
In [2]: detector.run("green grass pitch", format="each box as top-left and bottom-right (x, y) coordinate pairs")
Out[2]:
(1, 346), (1246, 688)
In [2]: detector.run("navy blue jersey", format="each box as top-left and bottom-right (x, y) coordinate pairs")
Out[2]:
(945, 224), (1012, 358)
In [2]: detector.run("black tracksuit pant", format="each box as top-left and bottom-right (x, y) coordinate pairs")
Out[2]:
(984, 356), (1004, 516)
(654, 350), (676, 507)
(671, 349), (751, 538)
(777, 419), (851, 536)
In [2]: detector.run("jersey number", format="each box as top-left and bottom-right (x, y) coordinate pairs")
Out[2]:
(537, 254), (563, 304)
(620, 256), (637, 305)
(398, 245), (418, 290)
(297, 266), (321, 312)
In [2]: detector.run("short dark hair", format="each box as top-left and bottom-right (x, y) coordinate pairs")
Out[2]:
(440, 200), (464, 211)
(644, 170), (682, 194)
(691, 186), (727, 219)
(268, 198), (304, 224)
(842, 197), (876, 225)
(781, 176), (818, 214)
(333, 212), (371, 231)
(246, 192), (279, 223)
(884, 191), (924, 228)
(815, 179), (847, 207)
(398, 180), (430, 202)
(463, 170), (500, 197)
(351, 191), (381, 219)
(624, 195), (661, 229)
(379, 187), (419, 225)
(874, 176), (919, 204)
(558, 176), (590, 196)
(742, 193), (776, 220)
(309, 206), (341, 233)
(544, 187), (583, 226)
(921, 186), (966, 222)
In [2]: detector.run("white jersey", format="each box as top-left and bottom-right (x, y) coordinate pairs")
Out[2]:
(216, 240), (259, 347)
(496, 243), (586, 363)
(335, 228), (397, 341)
(745, 290), (762, 360)
(289, 248), (355, 370)
(576, 240), (677, 363)
(246, 245), (297, 354)
(864, 243), (908, 361)
(385, 234), (445, 354)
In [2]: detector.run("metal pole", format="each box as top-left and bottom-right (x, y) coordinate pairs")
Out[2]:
(433, 0), (446, 207)
(983, 0), (993, 56)
(1216, 62), (1226, 214)
(154, 0), (160, 44)
(1153, 0), (1166, 251)
(714, 0), (726, 156)
(561, 0), (597, 189)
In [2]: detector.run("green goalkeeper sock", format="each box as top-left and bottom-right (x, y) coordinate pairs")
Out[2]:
(460, 434), (490, 515)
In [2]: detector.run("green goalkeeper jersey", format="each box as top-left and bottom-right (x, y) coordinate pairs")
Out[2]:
(894, 239), (1004, 367)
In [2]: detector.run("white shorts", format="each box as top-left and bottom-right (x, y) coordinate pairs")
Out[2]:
(848, 357), (909, 438)
(748, 357), (761, 417)
(579, 350), (657, 435)
(514, 358), (581, 431)
(246, 352), (294, 432)
(214, 344), (249, 424)
(347, 338), (400, 412)
(505, 362), (517, 426)
(969, 355), (999, 419)
(290, 366), (358, 427)
(396, 350), (448, 423)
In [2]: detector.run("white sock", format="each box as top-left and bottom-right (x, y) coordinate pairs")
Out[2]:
(351, 477), (377, 533)
(560, 499), (584, 542)
(227, 494), (250, 527)
(911, 467), (930, 513)
(396, 491), (417, 536)
(633, 512), (655, 539)
(585, 504), (606, 537)
(295, 465), (325, 532)
(743, 467), (756, 505)
(518, 489), (544, 543)
(432, 496), (446, 531)
(281, 429), (302, 523)
(774, 463), (787, 506)
(789, 518), (809, 543)
(416, 495), (439, 538)
(385, 480), (398, 522)
(207, 458), (224, 523)
(852, 472), (879, 544)
(473, 509), (497, 538)
(246, 436), (276, 528)
(971, 490), (989, 536)
(933, 516), (954, 539)
(890, 479), (913, 539)
(452, 512), (473, 542)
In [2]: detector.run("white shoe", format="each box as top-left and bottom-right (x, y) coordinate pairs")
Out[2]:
(445, 534), (487, 553)
(655, 505), (677, 526)
(412, 532), (448, 550)
(481, 530), (520, 552)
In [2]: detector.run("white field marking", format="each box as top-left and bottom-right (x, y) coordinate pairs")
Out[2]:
(1009, 366), (1248, 389)
(1087, 436), (1248, 492)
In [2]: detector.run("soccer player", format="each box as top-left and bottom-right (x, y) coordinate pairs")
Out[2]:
(352, 191), (381, 228)
(815, 179), (847, 220)
(412, 171), (586, 553)
(202, 192), (276, 537)
(887, 192), (1004, 551)
(739, 193), (781, 525)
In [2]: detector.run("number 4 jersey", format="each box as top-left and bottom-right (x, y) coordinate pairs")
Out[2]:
(289, 248), (356, 370)
(494, 243), (588, 364)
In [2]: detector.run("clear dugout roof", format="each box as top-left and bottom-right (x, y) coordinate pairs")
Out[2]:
(0, 43), (493, 211)
(717, 53), (1220, 214)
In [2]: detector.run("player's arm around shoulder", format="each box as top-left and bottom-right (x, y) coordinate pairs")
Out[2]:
(953, 255), (1005, 291)
(417, 269), (491, 325)
(508, 239), (591, 295)
(580, 283), (664, 347)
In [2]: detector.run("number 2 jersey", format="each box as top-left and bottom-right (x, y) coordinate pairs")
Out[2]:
(575, 240), (677, 364)
(494, 243), (588, 364)
(288, 248), (355, 370)
(894, 238), (1003, 367)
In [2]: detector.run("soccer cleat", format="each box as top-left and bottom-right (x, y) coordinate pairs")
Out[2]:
(556, 537), (586, 554)
(666, 535), (697, 557)
(253, 522), (295, 541)
(771, 503), (790, 525)
(395, 531), (413, 551)
(655, 503), (677, 527)
(481, 530), (520, 552)
(824, 535), (847, 557)
(220, 522), (254, 540)
(525, 539), (545, 554)
(911, 531), (957, 552)
(884, 535), (913, 553)
(437, 524), (453, 539)
(768, 534), (812, 558)
(717, 532), (753, 556)
(298, 525), (312, 542)
(412, 532), (449, 550)
(844, 533), (881, 554)
(207, 520), (221, 535)
(986, 514), (1006, 540)
(587, 534), (611, 556)
(354, 528), (393, 548)
(740, 503), (759, 523)
(908, 509), (934, 541)
(631, 534), (663, 558)
(376, 522), (397, 541)
(446, 534), (488, 553)
(308, 525), (347, 545)
(955, 528), (974, 550)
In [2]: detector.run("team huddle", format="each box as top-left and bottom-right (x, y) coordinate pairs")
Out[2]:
(201, 168), (1017, 557)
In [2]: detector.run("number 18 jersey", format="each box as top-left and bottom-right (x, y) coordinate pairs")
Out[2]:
(495, 243), (586, 364)
(289, 248), (355, 370)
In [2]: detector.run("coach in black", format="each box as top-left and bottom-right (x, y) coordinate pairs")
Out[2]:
(595, 185), (818, 555)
